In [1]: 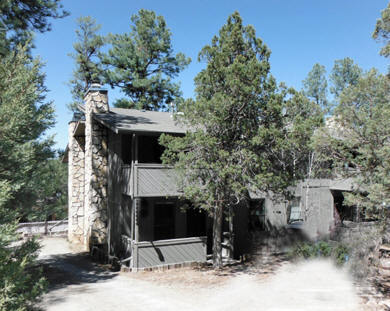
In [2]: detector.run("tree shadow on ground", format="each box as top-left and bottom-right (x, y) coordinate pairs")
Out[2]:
(40, 252), (117, 292)
(196, 227), (308, 278)
(193, 252), (290, 279)
(228, 252), (290, 276)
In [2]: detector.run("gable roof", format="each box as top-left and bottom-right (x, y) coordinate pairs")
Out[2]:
(93, 108), (187, 134)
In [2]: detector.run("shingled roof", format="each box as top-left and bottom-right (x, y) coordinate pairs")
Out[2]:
(93, 108), (188, 134)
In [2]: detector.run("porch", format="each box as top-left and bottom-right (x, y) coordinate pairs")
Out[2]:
(118, 196), (209, 270)
(121, 235), (207, 270)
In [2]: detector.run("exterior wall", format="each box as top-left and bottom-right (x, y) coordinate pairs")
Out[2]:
(297, 181), (335, 239)
(83, 87), (109, 248)
(121, 195), (132, 238)
(68, 122), (85, 243)
(107, 131), (124, 255)
(260, 179), (339, 240)
(231, 180), (342, 258)
(265, 195), (288, 229)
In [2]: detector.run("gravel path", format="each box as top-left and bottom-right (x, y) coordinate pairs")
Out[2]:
(38, 237), (362, 311)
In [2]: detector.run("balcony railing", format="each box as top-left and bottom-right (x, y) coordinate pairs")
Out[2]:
(134, 236), (207, 269)
(122, 163), (181, 197)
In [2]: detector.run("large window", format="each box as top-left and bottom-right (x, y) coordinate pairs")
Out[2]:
(287, 197), (303, 223)
(154, 202), (175, 240)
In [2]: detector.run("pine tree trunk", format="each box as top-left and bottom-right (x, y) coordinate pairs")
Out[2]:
(213, 203), (223, 269)
(228, 205), (234, 259)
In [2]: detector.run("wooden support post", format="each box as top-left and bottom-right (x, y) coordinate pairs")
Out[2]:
(132, 198), (141, 270)
(134, 198), (140, 243)
(133, 134), (138, 164)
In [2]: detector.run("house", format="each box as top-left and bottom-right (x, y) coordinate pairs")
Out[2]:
(66, 84), (355, 270)
(67, 84), (212, 270)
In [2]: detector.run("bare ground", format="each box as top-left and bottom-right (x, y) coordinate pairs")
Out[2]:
(38, 237), (373, 311)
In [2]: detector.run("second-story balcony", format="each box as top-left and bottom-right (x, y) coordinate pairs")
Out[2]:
(122, 163), (182, 198)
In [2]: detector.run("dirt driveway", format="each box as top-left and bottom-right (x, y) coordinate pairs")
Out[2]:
(39, 237), (362, 311)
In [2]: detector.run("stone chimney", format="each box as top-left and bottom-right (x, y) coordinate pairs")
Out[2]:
(83, 83), (109, 250)
(84, 83), (109, 114)
(68, 113), (86, 245)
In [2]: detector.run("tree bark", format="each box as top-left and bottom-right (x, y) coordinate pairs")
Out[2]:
(213, 203), (223, 268)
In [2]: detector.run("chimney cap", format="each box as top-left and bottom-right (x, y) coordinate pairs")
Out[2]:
(85, 83), (108, 96)
(91, 82), (102, 89)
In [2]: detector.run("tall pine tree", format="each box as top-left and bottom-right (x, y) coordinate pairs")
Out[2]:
(68, 16), (105, 112)
(0, 0), (68, 56)
(100, 9), (191, 110)
(302, 63), (328, 111)
(0, 2), (66, 308)
(330, 58), (362, 98)
(0, 44), (53, 311)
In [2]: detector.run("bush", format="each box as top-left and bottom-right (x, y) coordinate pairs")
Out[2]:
(289, 240), (349, 265)
(332, 244), (350, 265)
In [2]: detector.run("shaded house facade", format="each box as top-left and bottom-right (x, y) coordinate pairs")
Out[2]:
(67, 85), (211, 270)
(66, 84), (354, 270)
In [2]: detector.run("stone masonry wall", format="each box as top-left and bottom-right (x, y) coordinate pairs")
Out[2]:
(84, 88), (109, 248)
(68, 123), (85, 244)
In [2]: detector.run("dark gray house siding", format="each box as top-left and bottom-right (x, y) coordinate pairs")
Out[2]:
(105, 128), (209, 270)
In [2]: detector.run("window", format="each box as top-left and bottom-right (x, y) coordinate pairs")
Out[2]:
(288, 197), (303, 223)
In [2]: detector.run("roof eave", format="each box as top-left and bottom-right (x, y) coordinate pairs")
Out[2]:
(116, 127), (186, 135)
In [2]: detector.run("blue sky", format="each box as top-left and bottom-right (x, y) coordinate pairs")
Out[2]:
(32, 0), (389, 150)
